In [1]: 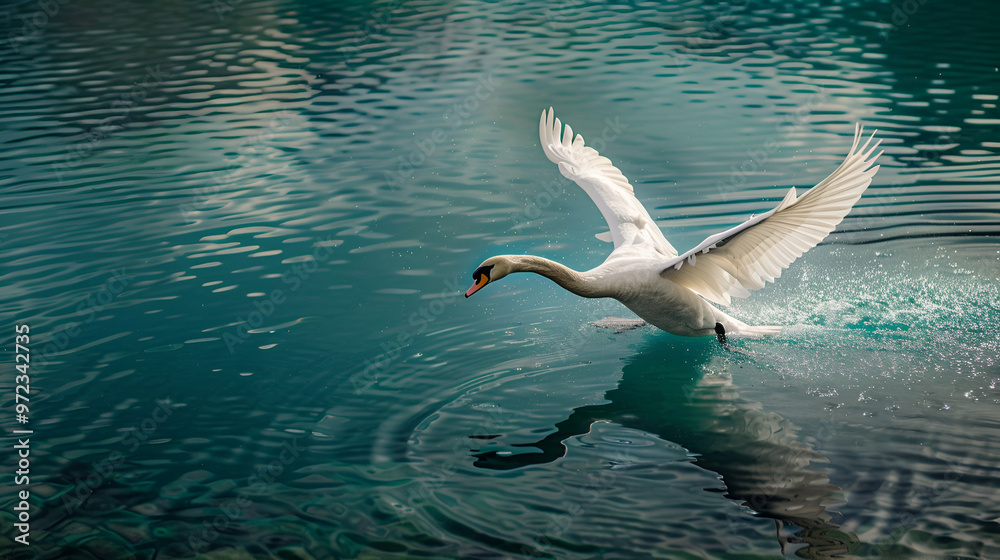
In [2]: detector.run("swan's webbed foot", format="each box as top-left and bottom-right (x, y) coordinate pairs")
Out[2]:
(590, 317), (647, 333)
(715, 322), (728, 346)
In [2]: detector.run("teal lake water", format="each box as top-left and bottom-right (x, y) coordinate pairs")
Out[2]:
(2, 0), (999, 558)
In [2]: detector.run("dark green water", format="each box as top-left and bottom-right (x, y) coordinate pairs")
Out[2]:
(1, 0), (999, 558)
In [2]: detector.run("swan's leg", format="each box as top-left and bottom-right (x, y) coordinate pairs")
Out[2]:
(590, 317), (647, 333)
(776, 519), (787, 554)
(715, 322), (727, 345)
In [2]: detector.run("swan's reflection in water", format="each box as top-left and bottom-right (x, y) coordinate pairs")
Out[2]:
(473, 339), (859, 558)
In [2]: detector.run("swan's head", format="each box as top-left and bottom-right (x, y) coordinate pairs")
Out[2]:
(465, 256), (512, 298)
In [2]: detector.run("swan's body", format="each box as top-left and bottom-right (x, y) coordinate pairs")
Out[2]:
(466, 108), (882, 340)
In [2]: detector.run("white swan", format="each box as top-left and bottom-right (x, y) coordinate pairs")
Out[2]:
(466, 108), (882, 343)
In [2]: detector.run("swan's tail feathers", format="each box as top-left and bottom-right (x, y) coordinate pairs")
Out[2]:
(736, 324), (782, 338)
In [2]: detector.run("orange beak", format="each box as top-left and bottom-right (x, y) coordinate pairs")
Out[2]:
(465, 275), (489, 298)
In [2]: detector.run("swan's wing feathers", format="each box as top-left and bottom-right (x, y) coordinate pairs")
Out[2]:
(540, 108), (677, 257)
(661, 125), (882, 306)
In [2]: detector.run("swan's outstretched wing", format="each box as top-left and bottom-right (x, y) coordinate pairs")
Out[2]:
(539, 108), (677, 258)
(661, 125), (882, 306)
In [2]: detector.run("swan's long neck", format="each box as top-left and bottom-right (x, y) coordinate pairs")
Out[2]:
(507, 255), (603, 298)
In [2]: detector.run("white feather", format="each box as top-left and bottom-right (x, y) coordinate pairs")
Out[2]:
(539, 108), (678, 258)
(660, 123), (882, 306)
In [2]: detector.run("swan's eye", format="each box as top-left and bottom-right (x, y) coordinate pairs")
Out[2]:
(473, 264), (494, 282)
(466, 264), (495, 298)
